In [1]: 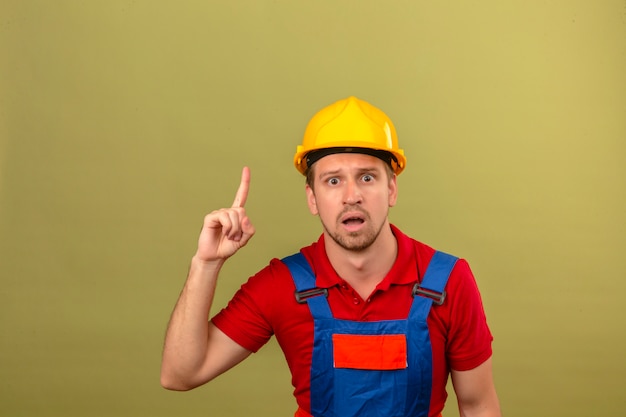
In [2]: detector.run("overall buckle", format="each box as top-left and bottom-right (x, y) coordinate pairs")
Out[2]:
(295, 287), (328, 304)
(412, 283), (446, 306)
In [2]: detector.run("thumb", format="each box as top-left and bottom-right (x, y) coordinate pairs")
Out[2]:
(239, 217), (256, 244)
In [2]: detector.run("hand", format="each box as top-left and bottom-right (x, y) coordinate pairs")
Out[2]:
(195, 167), (256, 262)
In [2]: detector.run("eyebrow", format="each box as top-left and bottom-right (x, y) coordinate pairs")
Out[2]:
(317, 166), (381, 180)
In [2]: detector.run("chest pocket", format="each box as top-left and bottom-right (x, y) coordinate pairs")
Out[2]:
(333, 333), (407, 370)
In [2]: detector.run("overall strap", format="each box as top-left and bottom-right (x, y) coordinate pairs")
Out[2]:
(282, 253), (332, 319)
(410, 250), (458, 318)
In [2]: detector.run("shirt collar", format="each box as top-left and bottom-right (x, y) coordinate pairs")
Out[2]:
(309, 224), (417, 290)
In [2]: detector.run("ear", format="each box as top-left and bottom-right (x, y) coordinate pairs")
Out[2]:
(305, 184), (318, 215)
(388, 174), (398, 207)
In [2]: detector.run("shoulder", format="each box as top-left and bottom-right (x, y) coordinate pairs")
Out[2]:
(392, 225), (483, 305)
(242, 257), (297, 297)
(392, 224), (464, 281)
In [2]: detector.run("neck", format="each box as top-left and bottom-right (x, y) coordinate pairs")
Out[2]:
(325, 223), (398, 299)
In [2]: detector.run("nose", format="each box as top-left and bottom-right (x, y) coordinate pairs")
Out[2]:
(343, 178), (362, 205)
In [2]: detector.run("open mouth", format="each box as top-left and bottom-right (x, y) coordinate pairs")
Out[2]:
(342, 216), (365, 226)
(340, 211), (367, 228)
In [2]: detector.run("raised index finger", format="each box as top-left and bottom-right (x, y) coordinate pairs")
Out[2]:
(231, 166), (250, 208)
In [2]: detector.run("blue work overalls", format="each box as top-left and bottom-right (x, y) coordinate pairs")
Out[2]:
(282, 251), (458, 417)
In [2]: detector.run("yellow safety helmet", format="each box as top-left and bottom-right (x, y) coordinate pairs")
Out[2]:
(294, 96), (406, 175)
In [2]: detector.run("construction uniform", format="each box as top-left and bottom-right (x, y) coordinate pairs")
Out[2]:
(211, 225), (493, 416)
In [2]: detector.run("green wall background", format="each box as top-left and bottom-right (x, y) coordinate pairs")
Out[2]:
(1, 1), (625, 416)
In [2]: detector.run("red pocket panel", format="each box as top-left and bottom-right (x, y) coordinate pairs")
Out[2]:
(332, 334), (407, 370)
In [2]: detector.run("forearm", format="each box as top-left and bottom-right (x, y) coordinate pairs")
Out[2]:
(161, 167), (255, 389)
(160, 256), (224, 389)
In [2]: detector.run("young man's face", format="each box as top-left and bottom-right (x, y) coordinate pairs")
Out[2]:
(305, 153), (398, 252)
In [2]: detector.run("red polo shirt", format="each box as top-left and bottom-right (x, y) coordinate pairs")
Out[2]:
(212, 225), (493, 416)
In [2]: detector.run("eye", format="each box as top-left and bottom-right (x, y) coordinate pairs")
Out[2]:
(327, 177), (340, 186)
(361, 174), (374, 182)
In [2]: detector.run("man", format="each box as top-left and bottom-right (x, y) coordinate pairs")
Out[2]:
(161, 96), (501, 417)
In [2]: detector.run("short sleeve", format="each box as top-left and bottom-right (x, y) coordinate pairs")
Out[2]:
(444, 259), (493, 371)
